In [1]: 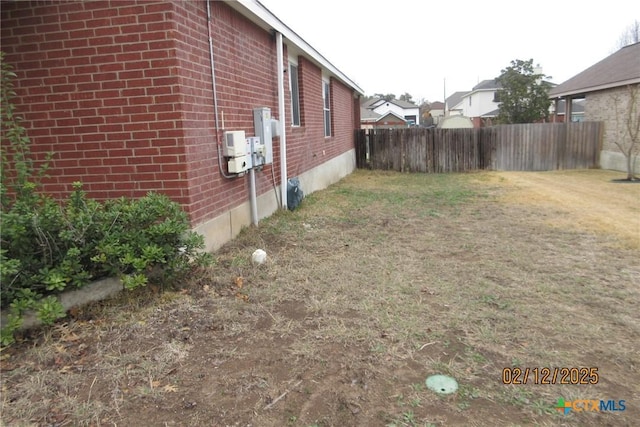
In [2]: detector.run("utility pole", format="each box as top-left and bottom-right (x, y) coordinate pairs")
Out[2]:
(443, 78), (447, 116)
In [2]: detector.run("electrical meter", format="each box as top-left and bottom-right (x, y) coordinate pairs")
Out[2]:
(248, 136), (265, 167)
(253, 108), (273, 164)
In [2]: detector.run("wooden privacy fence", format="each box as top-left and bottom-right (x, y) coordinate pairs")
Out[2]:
(355, 122), (602, 172)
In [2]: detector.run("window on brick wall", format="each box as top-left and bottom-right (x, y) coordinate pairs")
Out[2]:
(323, 79), (331, 137)
(289, 62), (301, 126)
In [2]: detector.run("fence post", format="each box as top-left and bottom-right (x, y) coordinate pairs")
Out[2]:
(400, 129), (405, 172)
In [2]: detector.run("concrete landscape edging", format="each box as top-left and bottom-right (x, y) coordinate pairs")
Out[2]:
(1, 276), (123, 332)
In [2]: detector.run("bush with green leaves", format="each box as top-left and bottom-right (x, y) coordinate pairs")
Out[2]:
(1, 52), (211, 346)
(91, 191), (211, 290)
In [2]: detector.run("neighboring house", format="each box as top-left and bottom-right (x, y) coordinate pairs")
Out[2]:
(445, 91), (466, 116)
(361, 97), (420, 127)
(449, 70), (555, 127)
(0, 0), (364, 252)
(458, 80), (501, 127)
(360, 108), (407, 130)
(549, 42), (640, 174)
(444, 83), (497, 128)
(423, 101), (444, 126)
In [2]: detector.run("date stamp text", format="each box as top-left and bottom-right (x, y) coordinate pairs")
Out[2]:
(502, 367), (599, 385)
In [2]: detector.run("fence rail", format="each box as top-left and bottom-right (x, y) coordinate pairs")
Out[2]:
(355, 122), (602, 172)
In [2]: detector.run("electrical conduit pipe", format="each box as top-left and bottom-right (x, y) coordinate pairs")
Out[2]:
(208, 2), (287, 225)
(206, 0), (235, 179)
(207, 2), (256, 227)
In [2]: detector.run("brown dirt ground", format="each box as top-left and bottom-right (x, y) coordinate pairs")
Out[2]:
(1, 169), (639, 427)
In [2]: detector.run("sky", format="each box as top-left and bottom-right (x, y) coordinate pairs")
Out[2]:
(258, 0), (638, 103)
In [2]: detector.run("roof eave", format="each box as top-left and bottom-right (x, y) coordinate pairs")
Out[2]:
(232, 0), (365, 95)
(549, 78), (640, 98)
(376, 111), (406, 122)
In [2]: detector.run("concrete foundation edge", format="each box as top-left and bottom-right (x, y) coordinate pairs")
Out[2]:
(600, 150), (640, 174)
(195, 149), (356, 252)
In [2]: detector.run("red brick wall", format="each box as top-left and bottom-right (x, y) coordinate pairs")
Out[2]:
(1, 0), (359, 226)
(181, 0), (281, 222)
(330, 77), (357, 159)
(0, 0), (188, 203)
(287, 56), (321, 176)
(285, 57), (356, 177)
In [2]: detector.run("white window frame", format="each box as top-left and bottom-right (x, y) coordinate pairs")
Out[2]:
(322, 78), (331, 137)
(288, 58), (300, 127)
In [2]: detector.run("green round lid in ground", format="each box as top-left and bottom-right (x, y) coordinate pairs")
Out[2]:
(426, 375), (458, 394)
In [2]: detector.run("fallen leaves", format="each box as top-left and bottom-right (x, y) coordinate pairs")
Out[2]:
(234, 276), (249, 302)
(147, 379), (178, 393)
(163, 384), (178, 393)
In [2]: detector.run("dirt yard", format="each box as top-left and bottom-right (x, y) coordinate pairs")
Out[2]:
(1, 169), (639, 427)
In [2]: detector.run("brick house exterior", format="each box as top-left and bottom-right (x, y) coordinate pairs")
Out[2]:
(1, 0), (364, 250)
(549, 42), (640, 174)
(585, 87), (636, 157)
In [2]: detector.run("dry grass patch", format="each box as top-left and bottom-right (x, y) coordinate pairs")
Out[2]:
(494, 169), (640, 248)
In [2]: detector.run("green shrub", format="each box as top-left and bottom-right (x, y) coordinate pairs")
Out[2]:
(0, 52), (212, 346)
(91, 191), (211, 289)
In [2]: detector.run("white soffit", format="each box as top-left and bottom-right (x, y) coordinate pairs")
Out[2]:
(228, 0), (365, 95)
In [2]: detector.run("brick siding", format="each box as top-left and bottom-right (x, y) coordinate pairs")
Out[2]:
(1, 1), (187, 203)
(1, 0), (360, 226)
(584, 86), (636, 153)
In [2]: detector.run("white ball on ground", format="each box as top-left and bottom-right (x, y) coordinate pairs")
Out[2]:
(252, 249), (267, 265)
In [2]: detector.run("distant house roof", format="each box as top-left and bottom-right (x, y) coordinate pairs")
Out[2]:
(376, 111), (407, 123)
(361, 98), (380, 109)
(549, 42), (640, 98)
(465, 78), (554, 95)
(392, 99), (419, 108)
(368, 98), (418, 109)
(482, 108), (500, 118)
(360, 97), (419, 120)
(472, 79), (501, 91)
(429, 101), (445, 110)
(360, 107), (381, 122)
(446, 91), (467, 110)
(360, 109), (407, 124)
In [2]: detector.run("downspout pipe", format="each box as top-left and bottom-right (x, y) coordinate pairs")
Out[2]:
(276, 31), (288, 209)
